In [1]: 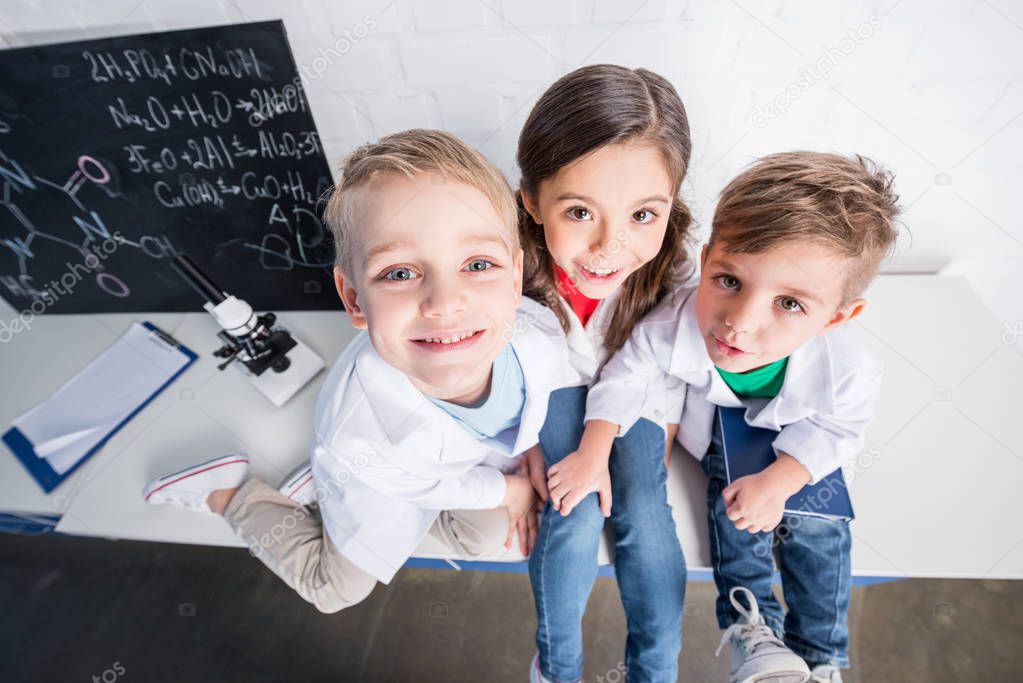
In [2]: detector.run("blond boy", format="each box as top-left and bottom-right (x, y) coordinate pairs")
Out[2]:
(143, 130), (576, 612)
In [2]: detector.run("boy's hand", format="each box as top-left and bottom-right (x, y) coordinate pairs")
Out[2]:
(510, 450), (545, 556)
(721, 473), (788, 533)
(520, 444), (549, 502)
(511, 499), (540, 557)
(502, 473), (537, 553)
(722, 452), (811, 533)
(547, 451), (612, 518)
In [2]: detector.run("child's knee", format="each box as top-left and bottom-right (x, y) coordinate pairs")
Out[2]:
(306, 570), (376, 614)
(448, 508), (509, 558)
(548, 494), (605, 534)
(302, 544), (378, 614)
(467, 510), (510, 557)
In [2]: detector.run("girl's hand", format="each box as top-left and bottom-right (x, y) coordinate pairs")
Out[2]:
(547, 450), (612, 517)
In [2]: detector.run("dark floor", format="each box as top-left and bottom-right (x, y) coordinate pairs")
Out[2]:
(2, 533), (1021, 682)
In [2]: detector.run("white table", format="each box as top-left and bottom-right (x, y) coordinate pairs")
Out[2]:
(1, 276), (1020, 578)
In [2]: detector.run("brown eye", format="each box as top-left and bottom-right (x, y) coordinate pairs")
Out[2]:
(717, 275), (740, 290)
(568, 207), (592, 221)
(633, 209), (655, 223)
(778, 297), (803, 312)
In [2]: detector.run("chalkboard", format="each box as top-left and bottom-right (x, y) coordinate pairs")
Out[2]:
(0, 20), (339, 315)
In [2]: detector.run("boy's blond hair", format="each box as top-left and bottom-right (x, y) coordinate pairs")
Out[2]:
(324, 129), (518, 276)
(711, 151), (900, 304)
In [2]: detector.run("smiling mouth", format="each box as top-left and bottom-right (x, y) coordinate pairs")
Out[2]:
(576, 262), (623, 283)
(410, 329), (485, 351)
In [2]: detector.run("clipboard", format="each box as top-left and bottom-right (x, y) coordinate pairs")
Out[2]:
(2, 321), (197, 493)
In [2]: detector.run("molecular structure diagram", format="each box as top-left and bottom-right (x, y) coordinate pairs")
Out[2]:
(0, 148), (176, 308)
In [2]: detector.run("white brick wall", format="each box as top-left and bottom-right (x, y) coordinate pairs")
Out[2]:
(400, 35), (558, 86)
(0, 0), (1020, 321)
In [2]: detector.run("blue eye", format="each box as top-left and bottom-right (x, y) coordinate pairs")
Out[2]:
(777, 297), (804, 313)
(717, 275), (740, 290)
(465, 259), (495, 272)
(383, 267), (418, 281)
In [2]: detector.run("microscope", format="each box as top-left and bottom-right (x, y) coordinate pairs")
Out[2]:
(170, 254), (324, 407)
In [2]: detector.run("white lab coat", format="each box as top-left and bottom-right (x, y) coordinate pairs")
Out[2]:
(557, 289), (616, 383)
(310, 297), (579, 584)
(556, 290), (682, 425)
(585, 286), (884, 485)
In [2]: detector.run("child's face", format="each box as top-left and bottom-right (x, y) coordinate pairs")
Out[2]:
(695, 238), (866, 373)
(335, 172), (523, 405)
(522, 142), (674, 300)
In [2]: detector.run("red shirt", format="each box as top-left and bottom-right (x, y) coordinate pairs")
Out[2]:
(555, 266), (601, 327)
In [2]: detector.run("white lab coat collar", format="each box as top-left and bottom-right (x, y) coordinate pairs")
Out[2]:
(762, 330), (837, 423)
(561, 297), (598, 366)
(509, 332), (560, 455)
(667, 288), (714, 374)
(354, 346), (431, 446)
(355, 313), (566, 454)
(559, 288), (620, 375)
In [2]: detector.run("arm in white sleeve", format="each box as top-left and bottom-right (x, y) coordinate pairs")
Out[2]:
(315, 442), (508, 510)
(772, 365), (883, 485)
(584, 313), (679, 436)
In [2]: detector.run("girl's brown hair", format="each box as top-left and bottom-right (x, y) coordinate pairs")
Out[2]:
(516, 64), (695, 355)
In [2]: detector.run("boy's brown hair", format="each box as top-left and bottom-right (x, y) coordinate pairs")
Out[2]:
(324, 129), (518, 276)
(710, 151), (900, 304)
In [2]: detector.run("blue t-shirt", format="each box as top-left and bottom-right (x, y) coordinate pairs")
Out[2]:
(430, 345), (525, 445)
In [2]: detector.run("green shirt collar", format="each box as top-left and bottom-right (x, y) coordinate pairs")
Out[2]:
(715, 356), (789, 399)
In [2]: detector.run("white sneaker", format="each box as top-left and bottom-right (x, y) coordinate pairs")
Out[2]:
(715, 586), (810, 683)
(278, 461), (315, 506)
(529, 653), (550, 683)
(143, 453), (249, 513)
(529, 653), (575, 683)
(809, 664), (843, 683)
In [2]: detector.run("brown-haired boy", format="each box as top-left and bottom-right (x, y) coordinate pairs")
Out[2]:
(578, 152), (900, 683)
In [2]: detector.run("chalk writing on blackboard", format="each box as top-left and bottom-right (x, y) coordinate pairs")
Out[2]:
(0, 21), (338, 315)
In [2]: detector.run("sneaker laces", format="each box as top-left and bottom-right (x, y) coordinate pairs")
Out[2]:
(714, 586), (786, 657)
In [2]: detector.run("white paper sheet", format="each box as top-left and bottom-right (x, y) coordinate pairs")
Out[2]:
(12, 322), (192, 474)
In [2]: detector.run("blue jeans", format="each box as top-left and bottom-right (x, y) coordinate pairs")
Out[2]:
(702, 418), (852, 668)
(529, 386), (685, 683)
